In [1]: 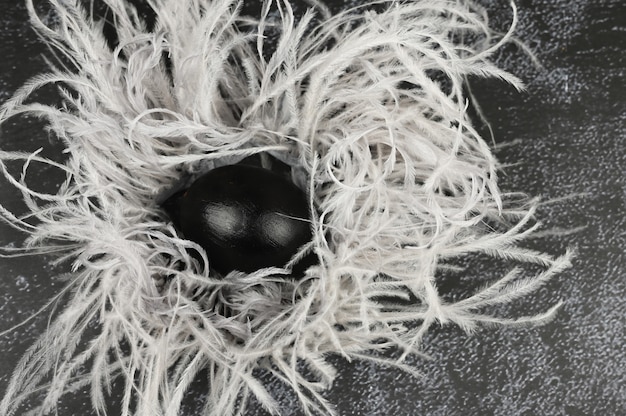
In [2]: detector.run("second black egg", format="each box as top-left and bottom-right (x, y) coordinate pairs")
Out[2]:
(163, 163), (313, 276)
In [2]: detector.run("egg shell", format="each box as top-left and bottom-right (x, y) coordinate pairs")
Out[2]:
(169, 164), (313, 275)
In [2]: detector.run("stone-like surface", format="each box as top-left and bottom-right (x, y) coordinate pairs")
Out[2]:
(1, 1), (624, 415)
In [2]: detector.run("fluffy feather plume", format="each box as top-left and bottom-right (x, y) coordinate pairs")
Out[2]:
(0, 0), (573, 415)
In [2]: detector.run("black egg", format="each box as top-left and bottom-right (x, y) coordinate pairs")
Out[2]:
(163, 164), (313, 275)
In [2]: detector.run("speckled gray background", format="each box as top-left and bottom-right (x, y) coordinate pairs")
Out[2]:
(1, 1), (624, 415)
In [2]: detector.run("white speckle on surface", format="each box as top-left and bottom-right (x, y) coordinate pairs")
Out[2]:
(15, 275), (30, 291)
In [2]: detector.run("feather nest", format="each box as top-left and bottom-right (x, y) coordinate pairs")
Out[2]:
(0, 0), (573, 415)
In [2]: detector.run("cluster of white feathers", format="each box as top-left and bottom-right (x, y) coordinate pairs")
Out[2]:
(0, 0), (573, 415)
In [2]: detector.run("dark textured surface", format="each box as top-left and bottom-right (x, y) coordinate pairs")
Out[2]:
(1, 1), (624, 415)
